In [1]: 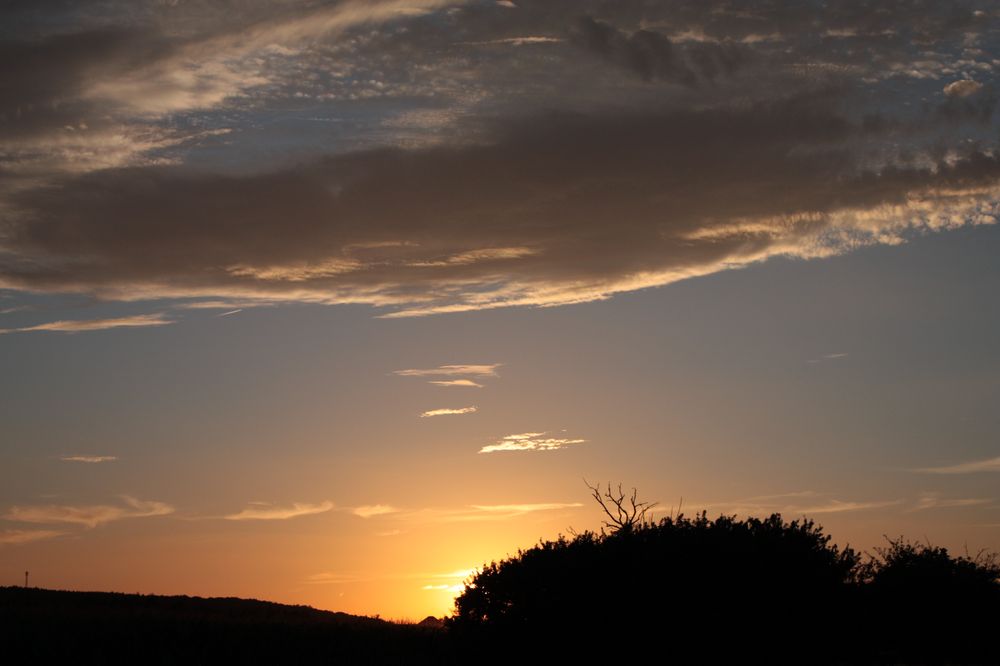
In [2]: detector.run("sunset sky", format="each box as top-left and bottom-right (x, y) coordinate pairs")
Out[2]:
(1, 0), (999, 620)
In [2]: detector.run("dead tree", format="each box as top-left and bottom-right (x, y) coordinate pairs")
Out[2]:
(585, 480), (658, 533)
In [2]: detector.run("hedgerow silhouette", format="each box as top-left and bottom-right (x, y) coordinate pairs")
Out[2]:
(449, 484), (1000, 664)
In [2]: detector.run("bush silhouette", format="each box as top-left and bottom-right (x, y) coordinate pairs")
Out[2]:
(450, 509), (860, 662)
(449, 487), (1000, 664)
(856, 537), (1000, 663)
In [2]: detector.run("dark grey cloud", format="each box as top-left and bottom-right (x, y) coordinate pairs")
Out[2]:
(3, 96), (998, 314)
(568, 16), (746, 85)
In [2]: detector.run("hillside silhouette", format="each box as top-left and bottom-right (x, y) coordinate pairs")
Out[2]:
(0, 587), (451, 665)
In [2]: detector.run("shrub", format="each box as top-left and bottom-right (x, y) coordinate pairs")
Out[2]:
(449, 510), (860, 662)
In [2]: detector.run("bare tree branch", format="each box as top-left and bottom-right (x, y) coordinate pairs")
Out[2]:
(584, 479), (658, 533)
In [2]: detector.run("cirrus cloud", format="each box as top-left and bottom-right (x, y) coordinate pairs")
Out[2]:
(4, 496), (174, 528)
(223, 501), (335, 521)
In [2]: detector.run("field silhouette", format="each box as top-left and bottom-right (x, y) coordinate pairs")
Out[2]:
(4, 489), (998, 665)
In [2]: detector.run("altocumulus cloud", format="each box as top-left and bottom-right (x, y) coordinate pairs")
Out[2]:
(479, 432), (586, 453)
(0, 1), (997, 315)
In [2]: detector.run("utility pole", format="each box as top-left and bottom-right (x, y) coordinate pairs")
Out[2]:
(24, 570), (28, 588)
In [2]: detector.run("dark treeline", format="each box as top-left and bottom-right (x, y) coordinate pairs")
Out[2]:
(450, 511), (1000, 664)
(3, 510), (999, 665)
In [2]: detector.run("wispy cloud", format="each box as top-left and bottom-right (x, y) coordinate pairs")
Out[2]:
(58, 455), (117, 463)
(687, 492), (902, 518)
(807, 352), (849, 364)
(458, 36), (563, 47)
(791, 499), (901, 515)
(395, 364), (501, 377)
(913, 456), (1000, 474)
(4, 496), (174, 528)
(352, 504), (398, 518)
(0, 314), (173, 335)
(428, 379), (484, 388)
(304, 572), (366, 585)
(479, 432), (585, 454)
(468, 503), (584, 515)
(0, 529), (66, 546)
(420, 406), (477, 417)
(224, 501), (334, 521)
(305, 567), (476, 590)
(174, 300), (268, 310)
(422, 583), (464, 592)
(910, 493), (992, 511)
(349, 502), (583, 524)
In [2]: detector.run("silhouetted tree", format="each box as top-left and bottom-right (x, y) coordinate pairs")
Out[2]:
(450, 497), (861, 663)
(584, 480), (657, 533)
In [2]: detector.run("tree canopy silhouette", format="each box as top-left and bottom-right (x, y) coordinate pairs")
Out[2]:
(449, 484), (1000, 664)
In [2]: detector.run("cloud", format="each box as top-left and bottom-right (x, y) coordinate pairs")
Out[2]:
(59, 455), (118, 463)
(420, 406), (478, 417)
(789, 499), (902, 515)
(689, 491), (902, 518)
(422, 583), (464, 592)
(4, 496), (174, 528)
(944, 80), (984, 98)
(395, 364), (501, 377)
(223, 501), (335, 520)
(479, 432), (585, 453)
(807, 352), (849, 364)
(0, 529), (66, 546)
(460, 37), (562, 47)
(569, 15), (742, 85)
(304, 572), (366, 585)
(469, 502), (584, 514)
(0, 2), (998, 316)
(913, 456), (1000, 474)
(910, 493), (992, 511)
(0, 314), (173, 334)
(352, 501), (583, 523)
(352, 504), (398, 518)
(429, 380), (484, 388)
(4, 100), (998, 317)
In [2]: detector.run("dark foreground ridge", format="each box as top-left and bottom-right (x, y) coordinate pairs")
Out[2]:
(0, 587), (450, 665)
(3, 510), (999, 665)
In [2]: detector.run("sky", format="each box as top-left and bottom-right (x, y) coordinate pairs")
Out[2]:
(1, 0), (999, 620)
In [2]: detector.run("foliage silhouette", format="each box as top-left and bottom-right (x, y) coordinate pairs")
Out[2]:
(855, 537), (1000, 663)
(450, 509), (860, 662)
(449, 487), (1000, 664)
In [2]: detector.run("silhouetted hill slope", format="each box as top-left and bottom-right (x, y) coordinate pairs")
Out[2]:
(0, 587), (450, 665)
